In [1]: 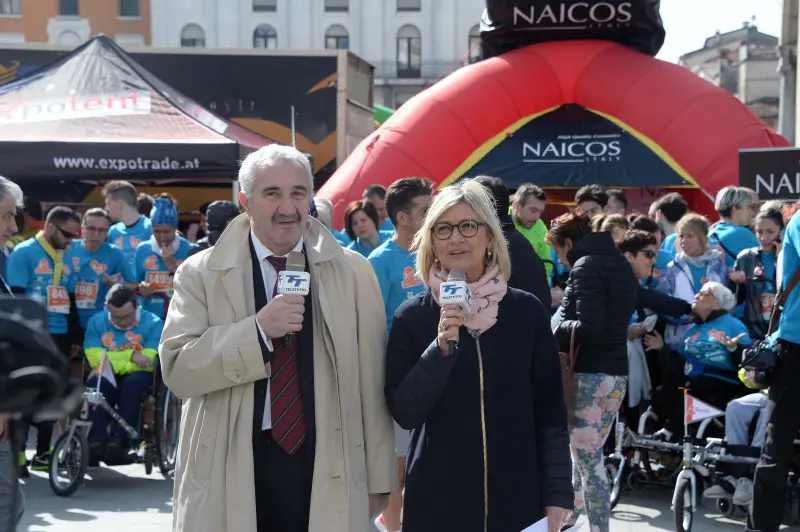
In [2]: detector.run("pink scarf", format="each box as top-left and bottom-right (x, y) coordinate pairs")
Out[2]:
(428, 264), (508, 336)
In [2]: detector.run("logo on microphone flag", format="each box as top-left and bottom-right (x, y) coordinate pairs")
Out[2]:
(89, 350), (117, 389)
(685, 394), (723, 424)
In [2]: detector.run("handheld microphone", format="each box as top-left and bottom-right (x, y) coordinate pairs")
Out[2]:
(277, 251), (309, 344)
(439, 270), (472, 354)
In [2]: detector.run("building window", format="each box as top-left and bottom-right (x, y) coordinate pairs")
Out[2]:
(325, 25), (349, 50)
(253, 0), (277, 12)
(325, 0), (348, 12)
(397, 25), (421, 78)
(119, 0), (140, 17)
(0, 0), (20, 15)
(254, 25), (278, 49)
(397, 0), (420, 12)
(59, 0), (79, 16)
(468, 25), (482, 64)
(180, 24), (205, 48)
(56, 30), (82, 45)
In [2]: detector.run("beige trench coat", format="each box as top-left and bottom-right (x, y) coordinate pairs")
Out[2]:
(159, 214), (396, 532)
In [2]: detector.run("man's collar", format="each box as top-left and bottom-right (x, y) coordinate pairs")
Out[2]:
(250, 232), (304, 261)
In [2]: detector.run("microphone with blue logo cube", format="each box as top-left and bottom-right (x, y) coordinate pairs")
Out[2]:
(277, 251), (309, 346)
(439, 270), (472, 354)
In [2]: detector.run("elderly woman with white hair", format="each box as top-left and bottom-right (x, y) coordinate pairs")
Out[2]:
(384, 181), (573, 532)
(645, 281), (752, 441)
(709, 186), (759, 269)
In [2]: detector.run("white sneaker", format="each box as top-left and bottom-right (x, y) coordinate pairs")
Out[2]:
(703, 476), (736, 499)
(732, 477), (753, 506)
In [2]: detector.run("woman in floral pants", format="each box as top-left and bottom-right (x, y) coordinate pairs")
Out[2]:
(569, 375), (627, 532)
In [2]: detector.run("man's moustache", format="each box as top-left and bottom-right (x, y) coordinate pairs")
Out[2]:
(273, 215), (300, 223)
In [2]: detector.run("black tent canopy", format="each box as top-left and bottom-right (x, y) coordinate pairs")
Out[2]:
(0, 35), (273, 182)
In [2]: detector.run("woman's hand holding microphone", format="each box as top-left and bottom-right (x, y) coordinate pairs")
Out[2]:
(437, 304), (463, 357)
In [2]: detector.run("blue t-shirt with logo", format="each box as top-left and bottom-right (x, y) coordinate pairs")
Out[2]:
(109, 215), (153, 266)
(709, 222), (759, 269)
(679, 314), (751, 384)
(133, 237), (194, 318)
(7, 238), (72, 334)
(774, 211), (800, 344)
(367, 239), (425, 332)
(661, 232), (678, 260)
(66, 240), (136, 329)
(347, 231), (393, 258)
(85, 309), (163, 353)
(644, 249), (672, 289)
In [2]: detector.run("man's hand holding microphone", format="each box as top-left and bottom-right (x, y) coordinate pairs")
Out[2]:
(256, 252), (309, 341)
(437, 270), (472, 357)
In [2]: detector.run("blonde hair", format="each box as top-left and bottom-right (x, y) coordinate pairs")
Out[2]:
(412, 181), (511, 286)
(675, 213), (709, 250)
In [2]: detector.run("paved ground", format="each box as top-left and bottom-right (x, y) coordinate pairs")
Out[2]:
(17, 460), (798, 532)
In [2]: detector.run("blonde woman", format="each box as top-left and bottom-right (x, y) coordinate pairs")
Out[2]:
(384, 181), (572, 532)
(657, 213), (729, 350)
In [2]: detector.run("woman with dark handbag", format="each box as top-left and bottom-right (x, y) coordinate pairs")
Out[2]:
(547, 212), (638, 532)
(747, 205), (800, 532)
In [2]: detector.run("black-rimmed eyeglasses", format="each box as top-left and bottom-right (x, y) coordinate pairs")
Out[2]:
(431, 220), (484, 240)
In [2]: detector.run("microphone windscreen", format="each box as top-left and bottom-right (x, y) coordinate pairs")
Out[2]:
(447, 269), (466, 282)
(286, 251), (306, 272)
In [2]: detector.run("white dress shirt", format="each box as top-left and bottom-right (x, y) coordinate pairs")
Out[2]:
(251, 232), (305, 430)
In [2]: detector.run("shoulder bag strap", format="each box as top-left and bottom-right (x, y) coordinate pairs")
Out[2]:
(767, 266), (800, 336)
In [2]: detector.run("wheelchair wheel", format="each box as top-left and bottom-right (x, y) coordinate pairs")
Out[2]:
(49, 430), (88, 497)
(674, 479), (694, 532)
(627, 468), (646, 492)
(144, 444), (154, 476)
(155, 377), (181, 478)
(605, 459), (622, 510)
(716, 498), (735, 517)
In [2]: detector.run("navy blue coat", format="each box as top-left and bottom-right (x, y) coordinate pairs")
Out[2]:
(385, 287), (573, 532)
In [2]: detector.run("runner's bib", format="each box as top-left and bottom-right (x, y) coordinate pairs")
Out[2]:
(75, 281), (99, 310)
(145, 271), (172, 291)
(760, 293), (775, 322)
(47, 285), (70, 314)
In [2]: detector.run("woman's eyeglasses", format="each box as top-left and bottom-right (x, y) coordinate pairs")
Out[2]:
(83, 225), (109, 235)
(432, 220), (484, 240)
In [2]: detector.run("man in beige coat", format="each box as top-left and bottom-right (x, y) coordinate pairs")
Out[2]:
(160, 144), (396, 532)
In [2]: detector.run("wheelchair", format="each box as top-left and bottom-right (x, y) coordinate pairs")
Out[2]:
(48, 295), (181, 497)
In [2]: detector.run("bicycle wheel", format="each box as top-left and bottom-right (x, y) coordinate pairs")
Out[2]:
(49, 430), (89, 497)
(155, 376), (181, 478)
(674, 478), (694, 532)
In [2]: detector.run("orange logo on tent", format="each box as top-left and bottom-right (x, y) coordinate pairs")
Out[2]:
(143, 255), (159, 270)
(89, 260), (107, 275)
(34, 259), (52, 274)
(401, 266), (421, 289)
(125, 332), (142, 345)
(101, 332), (116, 349)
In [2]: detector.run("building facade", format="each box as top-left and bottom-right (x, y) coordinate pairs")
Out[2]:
(679, 23), (780, 129)
(0, 0), (150, 46)
(150, 0), (485, 108)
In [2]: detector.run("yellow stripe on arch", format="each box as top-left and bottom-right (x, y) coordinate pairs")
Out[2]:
(437, 105), (699, 190)
(437, 106), (561, 189)
(585, 108), (699, 188)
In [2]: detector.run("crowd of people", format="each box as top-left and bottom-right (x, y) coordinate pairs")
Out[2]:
(1, 142), (800, 532)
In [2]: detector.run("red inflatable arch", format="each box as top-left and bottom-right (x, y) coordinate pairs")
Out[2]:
(319, 40), (788, 227)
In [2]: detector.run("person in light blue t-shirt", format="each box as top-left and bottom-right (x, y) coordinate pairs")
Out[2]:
(363, 184), (396, 235)
(134, 196), (195, 319)
(708, 186), (759, 269)
(104, 181), (153, 267)
(66, 208), (136, 330)
(650, 192), (688, 261)
(749, 205), (800, 529)
(344, 199), (392, 258)
(365, 177), (432, 532)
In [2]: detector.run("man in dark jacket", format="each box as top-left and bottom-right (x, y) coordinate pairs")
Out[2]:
(187, 201), (240, 257)
(474, 176), (552, 308)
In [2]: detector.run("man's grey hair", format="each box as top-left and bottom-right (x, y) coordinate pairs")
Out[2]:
(0, 175), (24, 208)
(313, 197), (334, 229)
(715, 186), (753, 216)
(238, 144), (314, 199)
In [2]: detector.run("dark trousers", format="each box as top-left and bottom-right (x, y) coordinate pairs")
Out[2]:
(86, 371), (152, 442)
(747, 340), (800, 532)
(15, 333), (73, 455)
(253, 431), (312, 532)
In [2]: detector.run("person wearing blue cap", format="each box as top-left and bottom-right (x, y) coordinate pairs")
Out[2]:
(134, 194), (195, 318)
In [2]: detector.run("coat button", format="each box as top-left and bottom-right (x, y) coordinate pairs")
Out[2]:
(232, 369), (242, 381)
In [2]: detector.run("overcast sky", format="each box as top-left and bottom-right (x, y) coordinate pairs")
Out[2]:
(656, 0), (782, 62)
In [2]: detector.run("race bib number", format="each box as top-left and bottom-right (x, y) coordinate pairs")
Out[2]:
(75, 282), (99, 310)
(145, 271), (172, 291)
(47, 285), (70, 314)
(761, 293), (775, 322)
